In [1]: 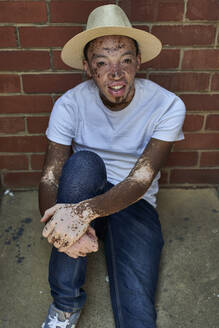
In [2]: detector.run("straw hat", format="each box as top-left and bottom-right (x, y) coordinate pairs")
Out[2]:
(61, 4), (162, 70)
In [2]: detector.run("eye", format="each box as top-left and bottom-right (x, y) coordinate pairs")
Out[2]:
(96, 61), (106, 68)
(123, 58), (132, 64)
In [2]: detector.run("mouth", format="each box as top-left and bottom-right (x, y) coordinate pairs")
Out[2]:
(108, 84), (126, 97)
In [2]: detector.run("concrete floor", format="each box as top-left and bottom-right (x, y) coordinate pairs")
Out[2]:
(0, 188), (218, 328)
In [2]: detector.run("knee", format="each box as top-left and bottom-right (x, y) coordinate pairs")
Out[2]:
(57, 151), (107, 203)
(63, 151), (106, 175)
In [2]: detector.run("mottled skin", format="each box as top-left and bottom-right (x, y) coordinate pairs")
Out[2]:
(39, 35), (173, 256)
(83, 36), (141, 111)
(39, 142), (98, 258)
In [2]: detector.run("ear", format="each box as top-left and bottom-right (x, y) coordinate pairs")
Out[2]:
(83, 60), (92, 78)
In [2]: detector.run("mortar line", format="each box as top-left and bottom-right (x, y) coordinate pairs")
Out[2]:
(214, 23), (219, 48)
(183, 0), (188, 23)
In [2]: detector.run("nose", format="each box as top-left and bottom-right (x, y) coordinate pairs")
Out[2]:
(109, 64), (123, 79)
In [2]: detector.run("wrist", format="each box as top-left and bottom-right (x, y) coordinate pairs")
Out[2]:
(76, 200), (98, 223)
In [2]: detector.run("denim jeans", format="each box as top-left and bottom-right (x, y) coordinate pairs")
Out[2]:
(48, 151), (164, 328)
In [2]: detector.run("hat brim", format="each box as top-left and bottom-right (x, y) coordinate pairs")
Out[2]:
(61, 26), (162, 70)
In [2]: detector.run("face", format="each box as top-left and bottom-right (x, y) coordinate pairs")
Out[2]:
(83, 35), (141, 111)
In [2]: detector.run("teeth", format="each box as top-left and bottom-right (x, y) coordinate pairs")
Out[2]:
(111, 85), (123, 90)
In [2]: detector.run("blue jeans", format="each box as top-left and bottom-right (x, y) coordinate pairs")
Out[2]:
(48, 151), (164, 328)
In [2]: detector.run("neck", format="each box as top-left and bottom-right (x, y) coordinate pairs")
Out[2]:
(100, 87), (135, 112)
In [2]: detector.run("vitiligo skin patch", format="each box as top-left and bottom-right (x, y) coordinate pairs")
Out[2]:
(42, 157), (155, 251)
(41, 168), (58, 188)
(41, 138), (172, 252)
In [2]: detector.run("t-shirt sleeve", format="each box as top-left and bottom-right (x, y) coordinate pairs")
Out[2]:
(46, 93), (78, 145)
(152, 95), (186, 142)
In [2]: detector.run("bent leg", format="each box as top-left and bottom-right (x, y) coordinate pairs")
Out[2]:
(49, 151), (107, 312)
(105, 199), (164, 328)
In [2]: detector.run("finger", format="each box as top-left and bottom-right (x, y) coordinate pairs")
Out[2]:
(53, 239), (64, 249)
(48, 232), (72, 249)
(40, 205), (58, 223)
(58, 237), (86, 253)
(84, 238), (98, 252)
(42, 222), (55, 239)
(58, 235), (82, 252)
(77, 233), (99, 252)
(58, 235), (86, 253)
(78, 252), (86, 257)
(75, 239), (98, 253)
(65, 251), (78, 259)
(64, 248), (84, 258)
(47, 233), (56, 245)
(87, 226), (97, 240)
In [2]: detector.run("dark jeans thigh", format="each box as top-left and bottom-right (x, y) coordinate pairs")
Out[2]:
(105, 199), (164, 328)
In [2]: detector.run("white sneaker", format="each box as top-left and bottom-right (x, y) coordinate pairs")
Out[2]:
(42, 303), (81, 328)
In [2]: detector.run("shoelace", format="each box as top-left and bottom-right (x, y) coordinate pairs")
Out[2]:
(47, 313), (70, 328)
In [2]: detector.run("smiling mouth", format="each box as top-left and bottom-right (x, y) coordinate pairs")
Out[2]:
(108, 84), (126, 94)
(109, 85), (124, 90)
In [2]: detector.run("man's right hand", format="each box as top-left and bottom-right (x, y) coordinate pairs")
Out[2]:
(60, 226), (98, 258)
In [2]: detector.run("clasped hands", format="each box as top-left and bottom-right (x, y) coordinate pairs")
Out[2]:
(41, 202), (98, 258)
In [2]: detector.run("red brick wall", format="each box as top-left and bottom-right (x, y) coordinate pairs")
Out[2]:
(0, 0), (219, 189)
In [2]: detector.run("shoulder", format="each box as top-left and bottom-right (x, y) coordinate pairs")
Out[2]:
(135, 78), (186, 114)
(135, 78), (180, 100)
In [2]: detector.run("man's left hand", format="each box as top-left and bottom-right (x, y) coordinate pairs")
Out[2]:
(41, 202), (97, 250)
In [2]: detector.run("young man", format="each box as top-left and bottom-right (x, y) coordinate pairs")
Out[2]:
(39, 4), (185, 328)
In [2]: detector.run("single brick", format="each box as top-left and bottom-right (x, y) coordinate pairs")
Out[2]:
(0, 75), (20, 93)
(0, 117), (25, 134)
(0, 51), (50, 71)
(0, 95), (53, 114)
(19, 26), (83, 48)
(141, 49), (180, 70)
(165, 151), (198, 167)
(0, 136), (47, 152)
(27, 116), (49, 134)
(119, 0), (184, 22)
(183, 114), (204, 132)
(211, 73), (219, 91)
(3, 171), (42, 188)
(52, 51), (73, 71)
(0, 155), (28, 170)
(205, 114), (219, 130)
(187, 0), (219, 20)
(180, 94), (219, 112)
(22, 74), (83, 93)
(31, 154), (45, 170)
(182, 50), (219, 70)
(149, 72), (210, 92)
(0, 27), (17, 47)
(50, 1), (112, 23)
(175, 133), (219, 150)
(0, 1), (47, 23)
(152, 25), (216, 46)
(170, 169), (219, 184)
(200, 152), (219, 167)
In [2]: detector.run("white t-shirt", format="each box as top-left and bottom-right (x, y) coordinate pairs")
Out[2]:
(46, 78), (186, 207)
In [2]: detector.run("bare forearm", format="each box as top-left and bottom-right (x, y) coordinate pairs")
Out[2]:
(39, 181), (57, 216)
(75, 139), (172, 220)
(83, 177), (148, 218)
(38, 140), (72, 216)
